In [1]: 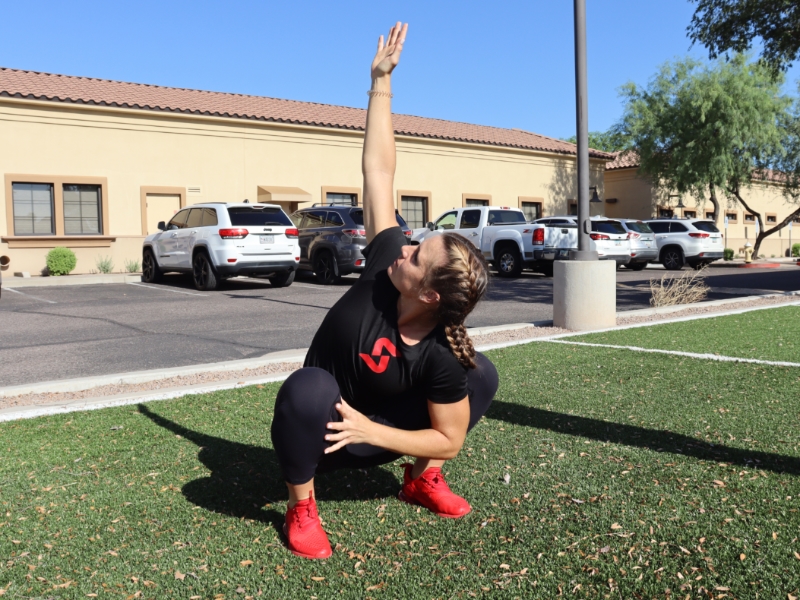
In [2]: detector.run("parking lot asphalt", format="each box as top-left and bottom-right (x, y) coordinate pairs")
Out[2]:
(2, 266), (799, 387)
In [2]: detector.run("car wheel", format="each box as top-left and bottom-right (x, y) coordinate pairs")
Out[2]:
(627, 262), (647, 271)
(269, 270), (296, 287)
(661, 248), (685, 270)
(313, 251), (339, 285)
(495, 245), (523, 278)
(142, 249), (162, 283)
(192, 252), (219, 291)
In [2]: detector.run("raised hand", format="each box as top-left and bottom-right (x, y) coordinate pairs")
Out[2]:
(371, 22), (408, 80)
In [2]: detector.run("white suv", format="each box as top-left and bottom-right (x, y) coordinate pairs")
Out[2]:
(645, 218), (724, 270)
(142, 202), (300, 290)
(534, 216), (631, 264)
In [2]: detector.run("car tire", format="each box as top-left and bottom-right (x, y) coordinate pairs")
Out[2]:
(142, 249), (163, 283)
(313, 250), (339, 285)
(494, 244), (523, 278)
(269, 270), (296, 287)
(627, 262), (647, 271)
(661, 248), (685, 271)
(192, 251), (219, 291)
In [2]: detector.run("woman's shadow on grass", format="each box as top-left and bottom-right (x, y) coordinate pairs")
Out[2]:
(136, 404), (402, 534)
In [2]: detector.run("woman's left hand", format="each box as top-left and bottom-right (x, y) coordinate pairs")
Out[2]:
(324, 399), (376, 453)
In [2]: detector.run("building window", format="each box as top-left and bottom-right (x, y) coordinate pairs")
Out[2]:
(705, 211), (715, 219)
(325, 192), (357, 206)
(766, 214), (777, 223)
(569, 202), (578, 216)
(521, 201), (542, 221)
(683, 210), (697, 219)
(400, 196), (428, 229)
(744, 213), (755, 222)
(465, 198), (488, 207)
(725, 212), (738, 223)
(63, 184), (102, 234)
(659, 207), (674, 218)
(12, 183), (54, 235)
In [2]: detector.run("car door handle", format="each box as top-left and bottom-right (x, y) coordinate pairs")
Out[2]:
(470, 232), (478, 236)
(170, 232), (178, 237)
(191, 230), (198, 234)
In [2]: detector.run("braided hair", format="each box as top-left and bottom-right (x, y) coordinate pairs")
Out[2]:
(422, 233), (490, 368)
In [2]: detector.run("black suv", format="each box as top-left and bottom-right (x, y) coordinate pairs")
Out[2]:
(290, 204), (411, 284)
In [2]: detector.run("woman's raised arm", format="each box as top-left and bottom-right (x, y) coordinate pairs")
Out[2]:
(362, 22), (408, 242)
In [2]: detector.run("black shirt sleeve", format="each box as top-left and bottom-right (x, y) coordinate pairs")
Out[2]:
(360, 226), (407, 281)
(422, 343), (469, 404)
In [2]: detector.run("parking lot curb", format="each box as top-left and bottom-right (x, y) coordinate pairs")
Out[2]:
(0, 348), (307, 400)
(1, 273), (142, 288)
(0, 370), (297, 423)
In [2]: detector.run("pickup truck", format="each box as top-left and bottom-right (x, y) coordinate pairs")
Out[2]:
(412, 206), (578, 277)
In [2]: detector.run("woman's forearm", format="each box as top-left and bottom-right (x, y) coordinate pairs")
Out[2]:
(362, 76), (398, 240)
(368, 421), (463, 460)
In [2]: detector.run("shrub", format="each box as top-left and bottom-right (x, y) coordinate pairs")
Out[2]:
(723, 247), (734, 261)
(650, 268), (709, 308)
(46, 247), (77, 276)
(124, 258), (141, 273)
(95, 256), (114, 274)
(793, 243), (800, 258)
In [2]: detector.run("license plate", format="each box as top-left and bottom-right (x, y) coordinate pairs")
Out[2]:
(614, 241), (621, 246)
(259, 235), (274, 244)
(644, 242), (652, 248)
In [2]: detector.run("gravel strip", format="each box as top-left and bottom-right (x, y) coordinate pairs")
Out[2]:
(3, 295), (798, 413)
(616, 294), (800, 326)
(0, 361), (303, 411)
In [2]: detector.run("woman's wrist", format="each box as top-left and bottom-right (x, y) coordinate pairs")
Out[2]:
(370, 75), (392, 93)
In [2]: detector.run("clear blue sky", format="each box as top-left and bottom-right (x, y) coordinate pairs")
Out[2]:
(2, 0), (798, 139)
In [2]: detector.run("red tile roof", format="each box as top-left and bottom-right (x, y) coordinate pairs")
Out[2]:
(0, 67), (614, 160)
(605, 150), (640, 170)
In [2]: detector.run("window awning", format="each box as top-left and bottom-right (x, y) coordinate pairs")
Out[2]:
(257, 186), (312, 203)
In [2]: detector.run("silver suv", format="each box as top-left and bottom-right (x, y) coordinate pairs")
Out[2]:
(142, 202), (300, 290)
(618, 220), (657, 270)
(645, 218), (724, 270)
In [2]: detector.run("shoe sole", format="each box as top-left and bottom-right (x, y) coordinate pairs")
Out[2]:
(282, 524), (332, 560)
(398, 490), (471, 519)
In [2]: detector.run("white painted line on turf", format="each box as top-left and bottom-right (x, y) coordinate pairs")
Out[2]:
(2, 287), (57, 304)
(544, 339), (800, 368)
(127, 282), (207, 297)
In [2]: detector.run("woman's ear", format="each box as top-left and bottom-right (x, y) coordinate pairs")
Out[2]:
(419, 288), (440, 306)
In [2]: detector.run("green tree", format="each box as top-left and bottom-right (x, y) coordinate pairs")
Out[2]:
(688, 0), (800, 72)
(563, 130), (625, 153)
(615, 54), (799, 256)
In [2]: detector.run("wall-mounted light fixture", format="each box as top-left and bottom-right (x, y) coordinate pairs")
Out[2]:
(589, 186), (601, 203)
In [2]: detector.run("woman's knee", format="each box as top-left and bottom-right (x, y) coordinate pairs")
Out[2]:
(274, 367), (340, 424)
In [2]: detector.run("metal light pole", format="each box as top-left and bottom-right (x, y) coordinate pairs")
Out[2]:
(553, 0), (615, 331)
(571, 0), (597, 261)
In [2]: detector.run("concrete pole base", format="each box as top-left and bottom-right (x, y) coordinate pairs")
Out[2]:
(553, 260), (617, 331)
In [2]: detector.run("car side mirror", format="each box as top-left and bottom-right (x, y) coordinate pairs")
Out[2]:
(426, 221), (435, 231)
(157, 221), (166, 231)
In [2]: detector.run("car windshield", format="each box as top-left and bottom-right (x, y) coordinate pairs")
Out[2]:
(625, 221), (653, 234)
(693, 221), (720, 233)
(591, 220), (627, 235)
(349, 209), (408, 228)
(227, 207), (291, 226)
(487, 210), (526, 225)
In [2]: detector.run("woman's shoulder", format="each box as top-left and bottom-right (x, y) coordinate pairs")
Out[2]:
(421, 329), (467, 370)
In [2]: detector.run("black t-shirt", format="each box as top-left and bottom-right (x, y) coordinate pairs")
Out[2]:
(304, 227), (468, 414)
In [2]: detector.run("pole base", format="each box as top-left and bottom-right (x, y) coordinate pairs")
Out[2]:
(553, 260), (616, 330)
(569, 250), (599, 261)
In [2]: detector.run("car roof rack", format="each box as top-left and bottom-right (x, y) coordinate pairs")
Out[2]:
(310, 202), (364, 208)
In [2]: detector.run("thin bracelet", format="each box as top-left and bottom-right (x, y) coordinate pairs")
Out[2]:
(367, 90), (393, 98)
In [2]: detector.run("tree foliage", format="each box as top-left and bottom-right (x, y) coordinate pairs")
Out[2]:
(688, 0), (800, 72)
(614, 54), (800, 255)
(563, 130), (626, 153)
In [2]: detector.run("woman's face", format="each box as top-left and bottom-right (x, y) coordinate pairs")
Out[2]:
(387, 235), (445, 303)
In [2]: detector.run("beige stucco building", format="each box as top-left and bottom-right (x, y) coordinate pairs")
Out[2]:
(604, 151), (800, 257)
(0, 68), (610, 276)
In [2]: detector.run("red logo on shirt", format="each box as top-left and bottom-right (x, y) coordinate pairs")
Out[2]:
(359, 338), (399, 374)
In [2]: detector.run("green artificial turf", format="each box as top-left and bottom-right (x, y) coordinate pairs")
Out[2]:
(1, 343), (799, 599)
(570, 305), (800, 363)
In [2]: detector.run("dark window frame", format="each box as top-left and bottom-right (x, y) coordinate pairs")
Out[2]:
(11, 182), (55, 236)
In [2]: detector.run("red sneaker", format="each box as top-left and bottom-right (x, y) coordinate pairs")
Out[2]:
(282, 492), (332, 559)
(398, 463), (471, 518)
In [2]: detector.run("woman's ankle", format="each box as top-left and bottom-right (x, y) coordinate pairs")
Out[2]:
(286, 479), (315, 508)
(411, 458), (445, 479)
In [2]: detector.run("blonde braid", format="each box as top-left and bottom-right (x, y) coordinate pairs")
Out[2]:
(423, 233), (489, 368)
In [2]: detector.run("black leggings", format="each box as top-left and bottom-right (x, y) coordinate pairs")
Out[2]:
(271, 353), (499, 484)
